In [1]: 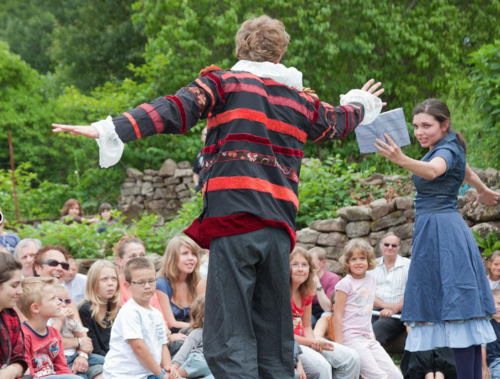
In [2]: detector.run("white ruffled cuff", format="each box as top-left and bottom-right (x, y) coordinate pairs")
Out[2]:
(340, 89), (383, 125)
(93, 116), (124, 168)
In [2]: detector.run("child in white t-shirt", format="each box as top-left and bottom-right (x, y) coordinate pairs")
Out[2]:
(103, 258), (179, 379)
(333, 239), (403, 379)
(487, 251), (500, 290)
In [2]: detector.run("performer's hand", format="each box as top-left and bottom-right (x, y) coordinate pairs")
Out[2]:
(361, 79), (387, 107)
(475, 188), (500, 207)
(380, 308), (395, 318)
(52, 123), (99, 139)
(374, 133), (405, 165)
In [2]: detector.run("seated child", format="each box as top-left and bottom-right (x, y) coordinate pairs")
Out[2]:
(293, 341), (306, 379)
(103, 257), (179, 379)
(488, 251), (500, 290)
(333, 239), (403, 379)
(17, 277), (80, 379)
(313, 292), (336, 342)
(484, 289), (500, 379)
(170, 295), (212, 379)
(48, 284), (105, 379)
(96, 203), (117, 234)
(0, 253), (28, 379)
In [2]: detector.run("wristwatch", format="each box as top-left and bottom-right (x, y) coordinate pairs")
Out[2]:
(78, 352), (89, 360)
(317, 286), (323, 291)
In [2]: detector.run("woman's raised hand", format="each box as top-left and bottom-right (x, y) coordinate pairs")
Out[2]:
(52, 123), (99, 139)
(374, 133), (405, 165)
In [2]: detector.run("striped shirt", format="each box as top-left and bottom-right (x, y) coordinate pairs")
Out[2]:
(369, 255), (411, 305)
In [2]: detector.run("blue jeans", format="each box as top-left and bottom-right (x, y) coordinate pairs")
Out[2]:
(66, 352), (105, 379)
(490, 358), (500, 379)
(182, 353), (214, 379)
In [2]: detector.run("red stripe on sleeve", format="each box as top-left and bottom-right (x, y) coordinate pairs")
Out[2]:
(204, 73), (225, 104)
(166, 96), (187, 134)
(123, 112), (142, 140)
(138, 103), (165, 134)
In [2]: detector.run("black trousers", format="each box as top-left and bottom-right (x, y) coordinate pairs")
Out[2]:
(203, 227), (295, 379)
(371, 312), (406, 345)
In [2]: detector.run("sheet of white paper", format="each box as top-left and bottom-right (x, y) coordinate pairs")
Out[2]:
(355, 108), (410, 154)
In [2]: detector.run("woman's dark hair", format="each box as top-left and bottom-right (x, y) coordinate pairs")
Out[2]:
(61, 199), (82, 217)
(0, 253), (22, 286)
(412, 98), (467, 153)
(33, 245), (69, 277)
(98, 203), (113, 215)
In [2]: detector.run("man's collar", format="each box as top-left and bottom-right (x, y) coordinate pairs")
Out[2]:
(379, 255), (403, 268)
(231, 60), (304, 90)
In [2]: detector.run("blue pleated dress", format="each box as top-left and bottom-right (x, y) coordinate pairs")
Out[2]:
(402, 132), (496, 351)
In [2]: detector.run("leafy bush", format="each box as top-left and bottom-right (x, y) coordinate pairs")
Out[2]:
(473, 231), (500, 257)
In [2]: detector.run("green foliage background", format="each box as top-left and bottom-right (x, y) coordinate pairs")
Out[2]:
(1, 0), (499, 237)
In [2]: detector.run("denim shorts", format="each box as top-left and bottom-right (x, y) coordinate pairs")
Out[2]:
(182, 353), (213, 379)
(66, 352), (105, 379)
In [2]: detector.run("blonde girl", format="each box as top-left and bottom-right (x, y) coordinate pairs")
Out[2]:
(333, 239), (402, 379)
(290, 247), (360, 379)
(170, 295), (214, 379)
(156, 236), (201, 333)
(488, 251), (500, 290)
(78, 260), (120, 356)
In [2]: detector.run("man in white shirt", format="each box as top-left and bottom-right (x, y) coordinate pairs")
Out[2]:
(369, 232), (411, 346)
(63, 258), (88, 304)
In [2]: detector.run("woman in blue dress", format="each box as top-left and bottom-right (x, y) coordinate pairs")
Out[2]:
(374, 99), (500, 379)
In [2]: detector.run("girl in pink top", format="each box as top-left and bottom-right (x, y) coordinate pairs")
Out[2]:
(334, 239), (402, 379)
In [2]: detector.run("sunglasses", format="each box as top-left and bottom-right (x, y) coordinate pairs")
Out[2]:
(383, 243), (399, 248)
(41, 259), (70, 270)
(58, 298), (72, 305)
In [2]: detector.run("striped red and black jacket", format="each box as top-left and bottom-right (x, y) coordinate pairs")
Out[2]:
(112, 65), (365, 251)
(0, 308), (28, 373)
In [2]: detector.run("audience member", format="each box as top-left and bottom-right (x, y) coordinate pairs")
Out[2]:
(103, 257), (179, 379)
(334, 239), (403, 379)
(484, 289), (500, 378)
(96, 203), (117, 234)
(400, 327), (456, 379)
(114, 236), (186, 353)
(79, 260), (120, 357)
(0, 207), (20, 254)
(192, 126), (208, 192)
(293, 341), (307, 379)
(313, 292), (337, 343)
(170, 295), (213, 379)
(14, 238), (41, 278)
(309, 247), (340, 325)
(61, 199), (98, 225)
(18, 277), (80, 379)
(63, 259), (88, 304)
(290, 247), (360, 379)
(370, 232), (410, 346)
(488, 251), (500, 291)
(156, 236), (201, 333)
(0, 253), (28, 379)
(49, 284), (104, 379)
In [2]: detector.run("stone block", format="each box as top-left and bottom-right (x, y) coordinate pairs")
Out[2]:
(389, 222), (414, 240)
(144, 169), (155, 176)
(325, 246), (344, 260)
(337, 206), (372, 221)
(399, 238), (413, 257)
(396, 196), (414, 210)
(178, 190), (192, 199)
(371, 211), (407, 232)
(141, 182), (154, 196)
(178, 161), (192, 169)
(136, 179), (143, 187)
(153, 176), (164, 183)
(464, 198), (500, 222)
(125, 178), (135, 183)
(121, 182), (136, 189)
(370, 199), (387, 208)
(471, 221), (500, 239)
(159, 159), (177, 177)
(143, 175), (153, 182)
(457, 196), (466, 209)
(404, 209), (415, 221)
(154, 188), (167, 199)
(175, 183), (188, 192)
(296, 228), (320, 244)
(146, 199), (167, 210)
(153, 183), (165, 188)
(464, 189), (478, 204)
(317, 232), (348, 247)
(346, 221), (371, 238)
(126, 168), (143, 179)
(296, 242), (315, 250)
(369, 231), (386, 246)
(121, 187), (141, 196)
(174, 169), (193, 178)
(309, 218), (347, 233)
(325, 259), (344, 275)
(164, 177), (181, 186)
(166, 199), (181, 210)
(130, 202), (144, 211)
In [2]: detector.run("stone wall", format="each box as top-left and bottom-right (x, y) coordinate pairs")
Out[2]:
(118, 159), (196, 219)
(296, 188), (500, 275)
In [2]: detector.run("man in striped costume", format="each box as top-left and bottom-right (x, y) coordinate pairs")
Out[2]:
(53, 15), (384, 379)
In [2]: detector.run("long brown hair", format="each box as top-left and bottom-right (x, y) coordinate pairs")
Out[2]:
(289, 247), (317, 298)
(113, 235), (145, 261)
(0, 253), (22, 286)
(190, 295), (205, 330)
(412, 98), (467, 153)
(61, 199), (83, 217)
(158, 236), (201, 304)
